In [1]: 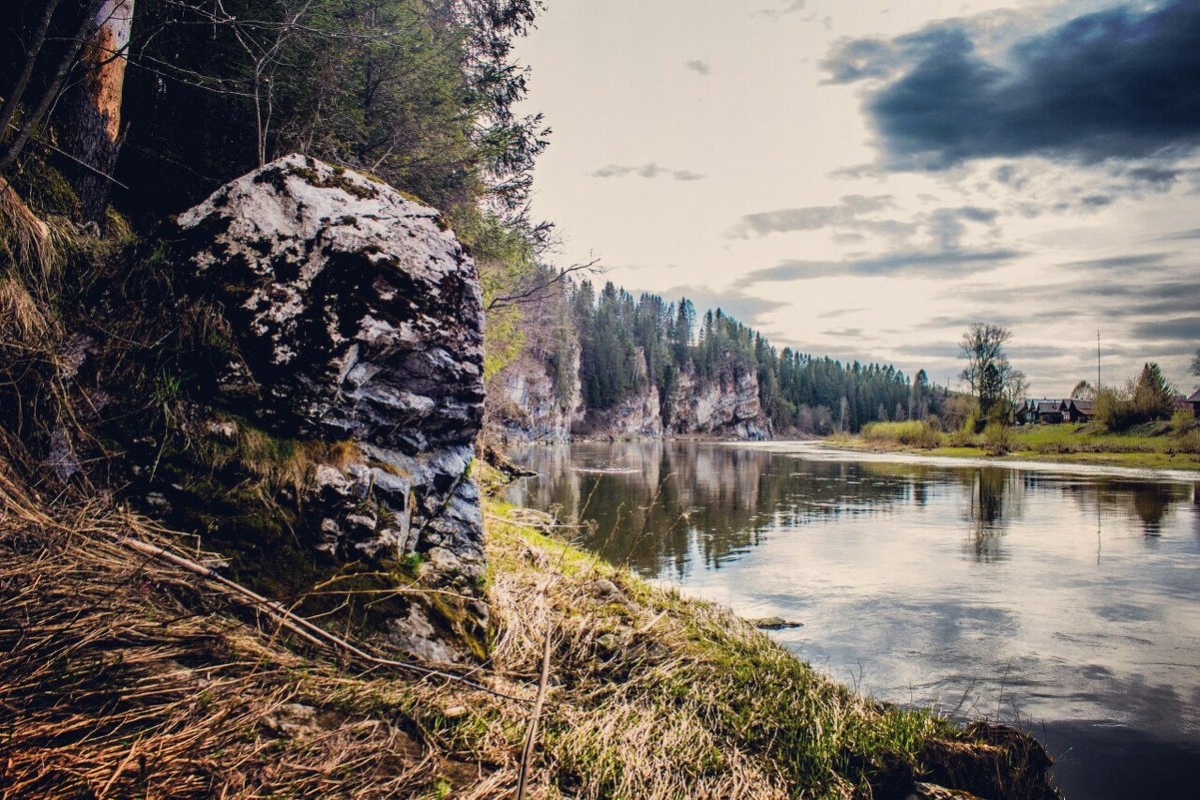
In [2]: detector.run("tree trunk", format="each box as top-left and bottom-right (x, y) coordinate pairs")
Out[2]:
(61, 0), (135, 225)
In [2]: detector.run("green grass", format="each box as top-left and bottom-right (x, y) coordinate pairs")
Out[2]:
(483, 493), (1059, 799)
(834, 420), (1200, 471)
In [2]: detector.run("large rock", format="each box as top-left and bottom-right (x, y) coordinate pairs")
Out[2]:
(175, 154), (487, 662)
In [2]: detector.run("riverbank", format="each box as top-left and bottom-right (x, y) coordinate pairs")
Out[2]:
(830, 420), (1200, 472)
(0, 461), (1061, 799)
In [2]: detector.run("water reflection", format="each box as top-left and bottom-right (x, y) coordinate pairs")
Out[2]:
(508, 443), (1200, 575)
(506, 441), (1200, 800)
(508, 441), (924, 577)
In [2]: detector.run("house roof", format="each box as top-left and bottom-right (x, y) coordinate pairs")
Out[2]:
(1070, 399), (1094, 413)
(1035, 400), (1062, 413)
(1188, 388), (1200, 403)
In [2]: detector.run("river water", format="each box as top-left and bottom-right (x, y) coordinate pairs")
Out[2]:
(505, 440), (1200, 799)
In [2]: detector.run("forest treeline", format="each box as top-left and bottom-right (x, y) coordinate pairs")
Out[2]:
(565, 280), (945, 434)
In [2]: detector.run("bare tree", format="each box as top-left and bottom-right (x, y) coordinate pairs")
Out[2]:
(0, 1), (108, 177)
(60, 0), (137, 222)
(959, 322), (1016, 417)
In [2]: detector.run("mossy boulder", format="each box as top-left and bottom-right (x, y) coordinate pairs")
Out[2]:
(169, 154), (488, 662)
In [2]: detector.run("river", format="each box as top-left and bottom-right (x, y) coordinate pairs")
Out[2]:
(505, 440), (1200, 799)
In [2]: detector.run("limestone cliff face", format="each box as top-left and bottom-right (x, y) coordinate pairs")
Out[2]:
(578, 379), (664, 438)
(574, 347), (664, 438)
(174, 154), (487, 662)
(487, 348), (583, 443)
(670, 364), (772, 440)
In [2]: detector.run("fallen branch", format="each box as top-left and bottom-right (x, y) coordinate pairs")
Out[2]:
(516, 616), (554, 800)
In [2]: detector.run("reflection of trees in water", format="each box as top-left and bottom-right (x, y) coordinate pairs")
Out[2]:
(955, 468), (1023, 563)
(507, 443), (919, 578)
(1064, 479), (1191, 538)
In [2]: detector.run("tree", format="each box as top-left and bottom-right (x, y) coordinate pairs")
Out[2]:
(61, 0), (136, 222)
(1191, 348), (1200, 378)
(1071, 380), (1096, 400)
(958, 323), (1015, 418)
(1131, 362), (1174, 420)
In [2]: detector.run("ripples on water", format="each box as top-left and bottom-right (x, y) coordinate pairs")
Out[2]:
(506, 440), (1200, 799)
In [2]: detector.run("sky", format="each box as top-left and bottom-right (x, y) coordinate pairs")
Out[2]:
(513, 0), (1200, 397)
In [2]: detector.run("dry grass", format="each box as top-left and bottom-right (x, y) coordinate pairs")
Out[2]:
(0, 460), (520, 799)
(0, 456), (1061, 799)
(0, 176), (73, 283)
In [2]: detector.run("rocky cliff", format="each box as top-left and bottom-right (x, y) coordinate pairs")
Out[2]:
(670, 363), (773, 440)
(491, 348), (771, 441)
(487, 348), (583, 443)
(166, 154), (488, 661)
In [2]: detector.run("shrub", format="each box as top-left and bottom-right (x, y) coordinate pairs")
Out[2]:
(860, 420), (943, 448)
(1170, 408), (1196, 438)
(1094, 386), (1134, 432)
(983, 421), (1011, 455)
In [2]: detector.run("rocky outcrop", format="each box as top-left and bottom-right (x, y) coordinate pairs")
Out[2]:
(578, 380), (663, 438)
(487, 349), (583, 443)
(670, 364), (772, 440)
(174, 154), (487, 662)
(574, 348), (663, 438)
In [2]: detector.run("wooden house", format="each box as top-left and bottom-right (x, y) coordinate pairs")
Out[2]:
(1067, 399), (1094, 423)
(1029, 398), (1065, 424)
(1188, 388), (1200, 416)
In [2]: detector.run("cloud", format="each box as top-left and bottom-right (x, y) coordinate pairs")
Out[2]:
(1080, 195), (1113, 209)
(823, 1), (1200, 169)
(822, 328), (864, 339)
(1157, 227), (1200, 241)
(1126, 166), (1180, 189)
(733, 248), (1020, 286)
(650, 284), (789, 327)
(1131, 317), (1200, 342)
(686, 59), (711, 76)
(725, 194), (898, 239)
(1062, 253), (1172, 271)
(753, 0), (808, 20)
(590, 162), (705, 181)
(817, 307), (864, 319)
(956, 278), (1200, 321)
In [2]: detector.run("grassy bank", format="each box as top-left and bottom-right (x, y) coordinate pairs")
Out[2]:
(0, 461), (1059, 799)
(839, 419), (1200, 471)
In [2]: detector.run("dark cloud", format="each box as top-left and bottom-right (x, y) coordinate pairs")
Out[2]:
(892, 342), (962, 359)
(1062, 253), (1173, 271)
(1126, 166), (1180, 189)
(1080, 195), (1114, 209)
(726, 194), (898, 239)
(591, 162), (705, 181)
(927, 206), (998, 249)
(734, 248), (1019, 286)
(824, 1), (1200, 169)
(1131, 317), (1200, 342)
(686, 59), (711, 76)
(956, 278), (1200, 321)
(822, 328), (864, 339)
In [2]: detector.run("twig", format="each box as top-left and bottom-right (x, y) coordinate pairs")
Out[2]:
(516, 618), (554, 800)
